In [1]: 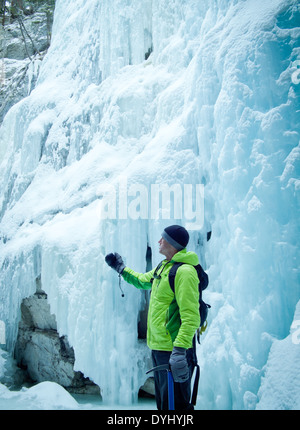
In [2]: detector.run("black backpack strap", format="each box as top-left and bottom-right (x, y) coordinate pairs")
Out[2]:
(168, 262), (184, 292)
(170, 262), (208, 293)
(150, 260), (164, 284)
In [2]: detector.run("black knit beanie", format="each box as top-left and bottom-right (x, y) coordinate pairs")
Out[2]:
(161, 225), (189, 251)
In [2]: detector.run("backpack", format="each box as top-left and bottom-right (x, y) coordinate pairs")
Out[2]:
(151, 260), (211, 341)
(168, 262), (211, 342)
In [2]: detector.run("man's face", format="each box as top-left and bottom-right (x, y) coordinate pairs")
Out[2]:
(158, 237), (176, 257)
(158, 237), (166, 255)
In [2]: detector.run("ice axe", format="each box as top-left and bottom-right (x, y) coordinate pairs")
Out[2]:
(146, 364), (175, 410)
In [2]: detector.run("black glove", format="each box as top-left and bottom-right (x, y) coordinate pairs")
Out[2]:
(169, 347), (189, 383)
(105, 252), (125, 274)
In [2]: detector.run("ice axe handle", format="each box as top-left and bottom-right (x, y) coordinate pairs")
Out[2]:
(146, 364), (175, 410)
(167, 370), (175, 410)
(146, 364), (170, 374)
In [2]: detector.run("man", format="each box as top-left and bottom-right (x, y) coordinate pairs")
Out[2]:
(105, 225), (200, 410)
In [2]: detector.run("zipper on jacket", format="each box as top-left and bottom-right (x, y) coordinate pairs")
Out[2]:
(165, 308), (169, 326)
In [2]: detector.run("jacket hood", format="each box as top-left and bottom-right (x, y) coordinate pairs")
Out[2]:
(171, 248), (199, 266)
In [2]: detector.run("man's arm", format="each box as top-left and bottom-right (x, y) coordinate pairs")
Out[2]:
(122, 266), (154, 290)
(105, 252), (155, 290)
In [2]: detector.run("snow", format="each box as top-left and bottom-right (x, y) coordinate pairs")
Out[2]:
(0, 348), (156, 410)
(0, 381), (79, 410)
(0, 381), (156, 410)
(0, 0), (299, 410)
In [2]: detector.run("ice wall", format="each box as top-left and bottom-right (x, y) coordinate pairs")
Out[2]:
(0, 0), (299, 408)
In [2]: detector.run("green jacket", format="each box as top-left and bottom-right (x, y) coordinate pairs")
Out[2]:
(122, 249), (200, 351)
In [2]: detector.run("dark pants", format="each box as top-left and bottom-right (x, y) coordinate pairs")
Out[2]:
(151, 349), (195, 410)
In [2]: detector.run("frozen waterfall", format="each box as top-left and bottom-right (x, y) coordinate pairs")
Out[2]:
(0, 0), (299, 409)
